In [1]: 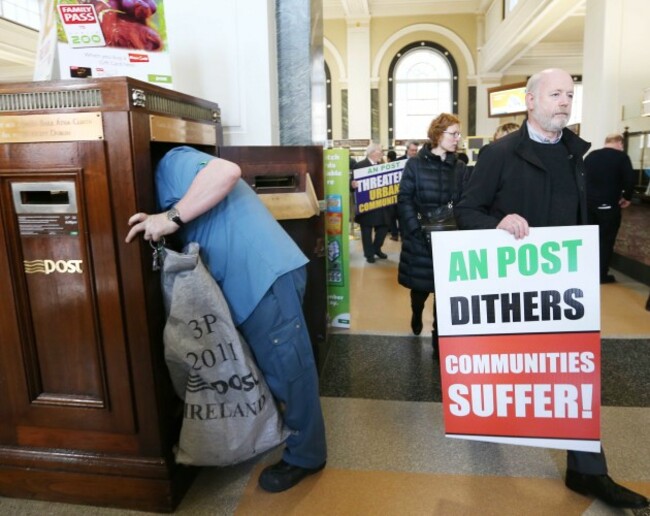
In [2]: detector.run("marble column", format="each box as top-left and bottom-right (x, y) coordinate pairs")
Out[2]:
(346, 17), (371, 139)
(276, 0), (326, 145)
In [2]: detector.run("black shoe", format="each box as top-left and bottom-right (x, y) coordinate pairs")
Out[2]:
(366, 256), (375, 263)
(375, 251), (388, 259)
(259, 460), (326, 493)
(411, 312), (423, 335)
(432, 331), (439, 361)
(565, 470), (649, 509)
(600, 274), (616, 284)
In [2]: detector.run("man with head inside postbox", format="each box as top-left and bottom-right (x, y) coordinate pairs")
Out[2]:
(125, 146), (326, 493)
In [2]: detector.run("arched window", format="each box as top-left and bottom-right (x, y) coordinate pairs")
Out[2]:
(388, 42), (458, 142)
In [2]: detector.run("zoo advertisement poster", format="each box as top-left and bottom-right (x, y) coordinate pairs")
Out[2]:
(352, 159), (405, 215)
(36, 0), (172, 86)
(324, 149), (351, 328)
(430, 226), (601, 452)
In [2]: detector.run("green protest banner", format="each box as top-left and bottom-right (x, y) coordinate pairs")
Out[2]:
(324, 149), (351, 328)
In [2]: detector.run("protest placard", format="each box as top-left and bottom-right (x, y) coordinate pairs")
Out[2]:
(431, 226), (601, 452)
(352, 160), (405, 215)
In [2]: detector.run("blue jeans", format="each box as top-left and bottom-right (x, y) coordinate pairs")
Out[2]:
(239, 267), (327, 468)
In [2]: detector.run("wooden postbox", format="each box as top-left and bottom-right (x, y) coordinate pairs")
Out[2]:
(0, 77), (327, 511)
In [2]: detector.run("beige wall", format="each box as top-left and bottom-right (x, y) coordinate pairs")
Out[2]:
(324, 15), (478, 147)
(492, 74), (529, 131)
(324, 19), (347, 140)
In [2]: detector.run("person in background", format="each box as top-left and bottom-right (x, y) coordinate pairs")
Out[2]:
(386, 149), (400, 241)
(584, 133), (636, 284)
(466, 123), (520, 188)
(391, 140), (419, 240)
(352, 143), (390, 263)
(477, 122), (521, 159)
(397, 113), (466, 359)
(125, 146), (327, 494)
(493, 122), (520, 141)
(455, 68), (648, 510)
(399, 140), (420, 160)
(348, 155), (357, 176)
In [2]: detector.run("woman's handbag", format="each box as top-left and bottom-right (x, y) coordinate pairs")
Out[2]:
(413, 159), (459, 245)
(418, 201), (457, 242)
(159, 242), (289, 466)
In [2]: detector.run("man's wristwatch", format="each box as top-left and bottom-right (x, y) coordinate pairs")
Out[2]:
(166, 207), (185, 228)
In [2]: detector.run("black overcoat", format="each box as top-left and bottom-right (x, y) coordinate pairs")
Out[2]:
(455, 124), (590, 229)
(397, 145), (465, 292)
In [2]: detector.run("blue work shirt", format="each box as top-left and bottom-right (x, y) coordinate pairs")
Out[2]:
(156, 146), (309, 325)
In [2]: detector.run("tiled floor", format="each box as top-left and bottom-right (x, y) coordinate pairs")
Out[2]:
(1, 232), (649, 515)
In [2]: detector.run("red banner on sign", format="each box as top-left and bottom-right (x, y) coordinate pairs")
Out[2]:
(440, 332), (600, 441)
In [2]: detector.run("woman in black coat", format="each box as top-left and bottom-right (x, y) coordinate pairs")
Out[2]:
(397, 113), (465, 358)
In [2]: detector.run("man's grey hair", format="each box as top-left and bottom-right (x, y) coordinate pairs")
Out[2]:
(405, 140), (419, 149)
(604, 133), (624, 145)
(525, 71), (543, 96)
(525, 68), (574, 96)
(366, 142), (382, 157)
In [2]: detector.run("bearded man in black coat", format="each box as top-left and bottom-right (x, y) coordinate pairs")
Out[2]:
(455, 67), (648, 510)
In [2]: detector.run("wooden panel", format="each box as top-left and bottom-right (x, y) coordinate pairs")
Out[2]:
(0, 466), (182, 512)
(15, 171), (105, 406)
(0, 141), (136, 443)
(119, 112), (183, 457)
(0, 196), (22, 444)
(16, 427), (139, 454)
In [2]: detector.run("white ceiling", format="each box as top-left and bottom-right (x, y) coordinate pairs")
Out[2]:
(0, 0), (585, 83)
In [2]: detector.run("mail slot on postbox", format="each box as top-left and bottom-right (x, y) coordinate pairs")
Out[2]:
(251, 171), (320, 220)
(239, 166), (319, 220)
(219, 146), (323, 220)
(11, 180), (88, 306)
(9, 180), (104, 398)
(12, 182), (81, 272)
